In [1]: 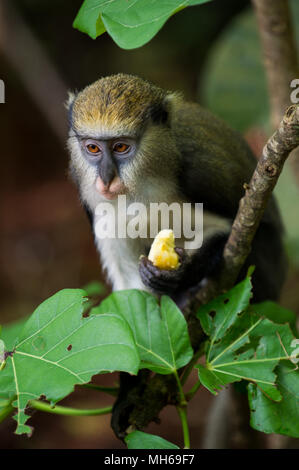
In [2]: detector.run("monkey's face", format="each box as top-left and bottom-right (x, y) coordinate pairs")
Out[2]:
(67, 74), (181, 208)
(68, 123), (145, 208)
(74, 135), (136, 201)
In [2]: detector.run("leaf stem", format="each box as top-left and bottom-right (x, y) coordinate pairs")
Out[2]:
(173, 370), (190, 448)
(180, 347), (203, 386)
(176, 405), (190, 449)
(29, 400), (113, 417)
(0, 403), (14, 423)
(173, 370), (187, 406)
(185, 381), (201, 401)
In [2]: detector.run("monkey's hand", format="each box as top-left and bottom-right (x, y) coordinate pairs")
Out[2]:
(139, 248), (188, 295)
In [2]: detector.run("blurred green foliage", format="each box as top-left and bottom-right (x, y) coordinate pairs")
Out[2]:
(201, 0), (299, 132)
(200, 0), (299, 267)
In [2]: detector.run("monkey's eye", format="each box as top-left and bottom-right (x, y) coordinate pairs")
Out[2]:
(113, 142), (130, 154)
(86, 143), (101, 154)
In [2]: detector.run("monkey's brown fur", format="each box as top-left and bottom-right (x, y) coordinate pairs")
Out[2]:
(72, 74), (179, 135)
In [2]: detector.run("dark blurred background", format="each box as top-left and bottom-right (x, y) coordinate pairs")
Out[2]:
(0, 0), (298, 449)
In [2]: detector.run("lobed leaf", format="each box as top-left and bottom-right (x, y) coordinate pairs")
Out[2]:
(0, 289), (139, 435)
(248, 362), (299, 438)
(249, 301), (297, 332)
(196, 277), (299, 400)
(197, 274), (252, 353)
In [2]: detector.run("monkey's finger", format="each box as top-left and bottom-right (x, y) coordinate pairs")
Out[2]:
(174, 247), (188, 264)
(139, 263), (178, 293)
(140, 256), (178, 279)
(139, 255), (154, 268)
(139, 262), (174, 287)
(174, 247), (184, 257)
(139, 256), (163, 277)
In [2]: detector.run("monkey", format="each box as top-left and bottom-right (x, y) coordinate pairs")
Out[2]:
(66, 74), (287, 442)
(67, 73), (287, 303)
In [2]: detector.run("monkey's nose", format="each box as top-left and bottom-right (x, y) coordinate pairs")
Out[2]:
(95, 176), (125, 200)
(99, 158), (117, 188)
(96, 176), (111, 194)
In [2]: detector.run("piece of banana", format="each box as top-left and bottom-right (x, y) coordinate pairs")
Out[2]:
(148, 229), (180, 270)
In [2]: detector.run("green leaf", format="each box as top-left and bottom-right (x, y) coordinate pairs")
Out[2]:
(188, 0), (211, 4)
(0, 289), (139, 435)
(249, 301), (297, 332)
(73, 0), (213, 49)
(197, 317), (278, 399)
(73, 0), (107, 39)
(125, 430), (179, 449)
(196, 277), (298, 400)
(201, 10), (268, 132)
(248, 362), (299, 438)
(196, 363), (233, 395)
(1, 317), (29, 351)
(95, 290), (193, 374)
(197, 274), (252, 347)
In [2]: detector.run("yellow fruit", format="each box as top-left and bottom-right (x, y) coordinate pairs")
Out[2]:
(148, 229), (180, 270)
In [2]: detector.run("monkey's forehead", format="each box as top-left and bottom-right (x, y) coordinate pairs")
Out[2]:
(71, 74), (166, 134)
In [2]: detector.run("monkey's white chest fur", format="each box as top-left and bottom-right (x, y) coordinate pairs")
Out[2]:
(94, 210), (148, 291)
(93, 198), (230, 292)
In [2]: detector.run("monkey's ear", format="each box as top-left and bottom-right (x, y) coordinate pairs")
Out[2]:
(65, 91), (77, 127)
(148, 92), (182, 126)
(65, 91), (77, 110)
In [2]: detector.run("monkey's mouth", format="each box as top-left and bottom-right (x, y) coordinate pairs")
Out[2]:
(95, 176), (126, 200)
(100, 189), (124, 200)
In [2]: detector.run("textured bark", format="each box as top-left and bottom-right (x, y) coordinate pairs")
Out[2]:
(252, 0), (298, 128)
